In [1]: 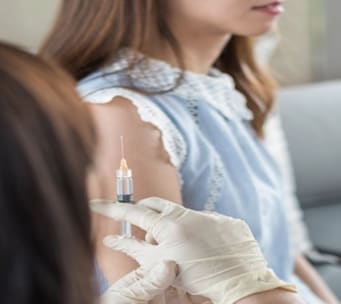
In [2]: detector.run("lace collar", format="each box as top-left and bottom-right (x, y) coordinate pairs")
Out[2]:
(95, 49), (253, 120)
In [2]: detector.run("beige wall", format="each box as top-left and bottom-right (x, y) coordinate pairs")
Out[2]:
(0, 0), (60, 50)
(271, 0), (313, 85)
(325, 1), (341, 79)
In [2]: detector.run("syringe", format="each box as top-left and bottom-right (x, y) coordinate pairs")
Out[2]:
(116, 136), (133, 237)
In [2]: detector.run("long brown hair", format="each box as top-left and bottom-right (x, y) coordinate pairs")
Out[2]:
(41, 0), (276, 136)
(0, 42), (96, 304)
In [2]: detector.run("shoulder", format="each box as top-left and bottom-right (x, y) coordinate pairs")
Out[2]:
(89, 95), (162, 159)
(78, 77), (164, 155)
(87, 89), (187, 171)
(77, 70), (187, 169)
(88, 94), (184, 203)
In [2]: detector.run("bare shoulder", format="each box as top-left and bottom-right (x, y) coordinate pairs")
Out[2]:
(88, 95), (182, 202)
(89, 96), (157, 141)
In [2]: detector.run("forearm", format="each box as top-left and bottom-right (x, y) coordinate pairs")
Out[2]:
(237, 289), (304, 304)
(295, 254), (339, 304)
(190, 289), (303, 304)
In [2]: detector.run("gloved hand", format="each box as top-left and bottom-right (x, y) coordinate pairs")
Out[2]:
(91, 197), (296, 304)
(100, 260), (177, 304)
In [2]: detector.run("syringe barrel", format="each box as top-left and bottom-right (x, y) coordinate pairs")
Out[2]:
(116, 171), (134, 202)
(121, 221), (132, 238)
(116, 170), (134, 237)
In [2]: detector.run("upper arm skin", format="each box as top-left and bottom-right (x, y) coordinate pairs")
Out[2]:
(237, 289), (304, 304)
(87, 97), (182, 284)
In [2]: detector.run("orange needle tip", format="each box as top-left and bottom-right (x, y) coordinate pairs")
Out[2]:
(120, 158), (129, 171)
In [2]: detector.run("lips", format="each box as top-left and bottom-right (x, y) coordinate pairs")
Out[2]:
(252, 1), (285, 15)
(253, 1), (284, 9)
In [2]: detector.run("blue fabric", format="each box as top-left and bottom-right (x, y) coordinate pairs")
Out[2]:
(149, 93), (293, 280)
(94, 260), (109, 294)
(79, 50), (295, 294)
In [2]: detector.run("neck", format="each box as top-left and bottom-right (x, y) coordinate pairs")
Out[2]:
(143, 29), (231, 74)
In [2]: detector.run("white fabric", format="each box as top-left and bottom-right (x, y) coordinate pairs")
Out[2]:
(91, 198), (297, 304)
(83, 87), (187, 177)
(79, 49), (253, 121)
(204, 154), (225, 211)
(101, 261), (177, 304)
(264, 113), (313, 254)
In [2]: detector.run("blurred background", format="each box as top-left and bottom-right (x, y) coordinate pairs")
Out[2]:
(0, 0), (340, 86)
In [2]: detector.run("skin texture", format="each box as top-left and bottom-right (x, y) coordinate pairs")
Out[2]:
(164, 0), (281, 37)
(237, 288), (305, 304)
(144, 0), (282, 73)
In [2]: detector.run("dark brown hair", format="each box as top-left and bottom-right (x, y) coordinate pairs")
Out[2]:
(41, 0), (276, 136)
(0, 42), (96, 304)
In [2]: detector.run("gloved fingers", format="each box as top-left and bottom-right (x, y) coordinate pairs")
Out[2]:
(106, 267), (144, 291)
(102, 261), (177, 303)
(103, 235), (154, 263)
(137, 197), (183, 213)
(90, 198), (115, 205)
(141, 260), (178, 288)
(90, 201), (162, 232)
(113, 260), (177, 289)
(126, 261), (177, 295)
(89, 200), (120, 219)
(128, 261), (177, 297)
(145, 230), (157, 244)
(138, 197), (190, 226)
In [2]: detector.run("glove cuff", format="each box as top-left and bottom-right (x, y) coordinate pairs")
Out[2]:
(201, 268), (297, 304)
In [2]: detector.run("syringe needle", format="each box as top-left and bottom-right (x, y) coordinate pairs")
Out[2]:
(119, 136), (129, 172)
(120, 135), (125, 159)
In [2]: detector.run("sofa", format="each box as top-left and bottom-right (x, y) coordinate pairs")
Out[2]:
(278, 81), (341, 298)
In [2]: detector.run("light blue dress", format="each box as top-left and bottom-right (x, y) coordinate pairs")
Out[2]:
(79, 50), (325, 303)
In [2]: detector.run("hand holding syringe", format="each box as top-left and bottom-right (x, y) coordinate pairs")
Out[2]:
(116, 136), (133, 237)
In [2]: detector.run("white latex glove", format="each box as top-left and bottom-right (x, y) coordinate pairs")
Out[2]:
(91, 198), (296, 304)
(101, 260), (177, 304)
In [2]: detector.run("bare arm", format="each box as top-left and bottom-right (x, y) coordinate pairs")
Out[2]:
(238, 289), (304, 304)
(88, 97), (182, 284)
(295, 255), (339, 304)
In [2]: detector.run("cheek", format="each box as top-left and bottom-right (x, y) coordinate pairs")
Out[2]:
(166, 0), (277, 36)
(166, 0), (241, 26)
(229, 15), (280, 36)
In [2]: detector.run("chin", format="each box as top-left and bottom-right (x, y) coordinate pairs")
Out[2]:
(238, 22), (278, 37)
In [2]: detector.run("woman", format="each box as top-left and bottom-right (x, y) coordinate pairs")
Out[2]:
(41, 1), (339, 303)
(0, 42), (302, 304)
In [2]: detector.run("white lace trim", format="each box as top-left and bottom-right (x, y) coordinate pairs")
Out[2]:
(82, 48), (254, 121)
(204, 154), (225, 211)
(185, 95), (199, 125)
(83, 87), (187, 174)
